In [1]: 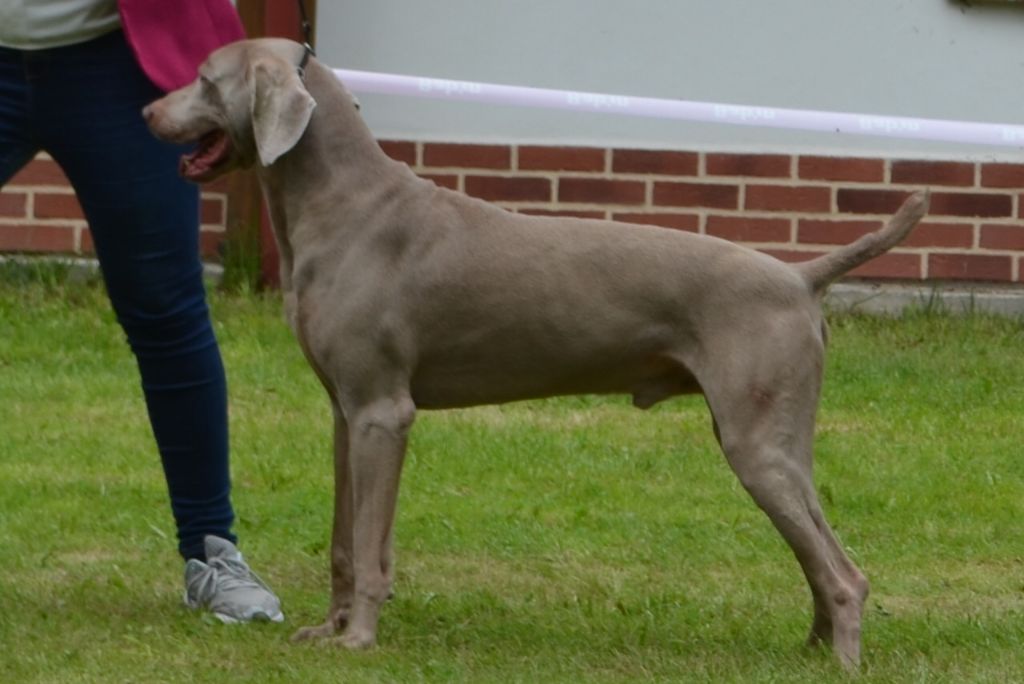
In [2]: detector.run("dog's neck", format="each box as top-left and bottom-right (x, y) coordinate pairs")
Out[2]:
(256, 59), (414, 258)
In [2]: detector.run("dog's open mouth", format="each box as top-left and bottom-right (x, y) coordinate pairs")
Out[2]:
(180, 130), (232, 182)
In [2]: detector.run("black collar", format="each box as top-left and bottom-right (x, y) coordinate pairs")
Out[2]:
(297, 42), (315, 79)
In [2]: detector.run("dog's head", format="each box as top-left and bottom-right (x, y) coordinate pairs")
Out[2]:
(144, 38), (317, 183)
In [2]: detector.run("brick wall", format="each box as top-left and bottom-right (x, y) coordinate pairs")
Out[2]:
(3, 145), (1024, 285)
(382, 141), (1024, 284)
(0, 153), (227, 260)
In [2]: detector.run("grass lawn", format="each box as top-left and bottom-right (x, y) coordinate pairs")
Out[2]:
(1, 267), (1022, 683)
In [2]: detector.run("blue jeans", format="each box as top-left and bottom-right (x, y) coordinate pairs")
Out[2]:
(0, 30), (235, 560)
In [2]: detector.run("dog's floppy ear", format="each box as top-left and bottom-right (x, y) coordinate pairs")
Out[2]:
(249, 58), (317, 167)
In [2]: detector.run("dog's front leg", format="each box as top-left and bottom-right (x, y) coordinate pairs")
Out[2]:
(337, 395), (415, 650)
(293, 404), (355, 642)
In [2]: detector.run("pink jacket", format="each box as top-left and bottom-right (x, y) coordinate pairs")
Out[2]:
(118, 0), (246, 92)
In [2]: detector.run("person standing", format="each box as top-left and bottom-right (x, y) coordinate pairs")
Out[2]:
(0, 0), (282, 623)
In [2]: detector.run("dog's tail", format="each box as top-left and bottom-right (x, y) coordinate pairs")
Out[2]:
(795, 190), (930, 294)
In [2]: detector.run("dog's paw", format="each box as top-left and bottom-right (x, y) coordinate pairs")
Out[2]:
(290, 622), (340, 642)
(334, 627), (377, 650)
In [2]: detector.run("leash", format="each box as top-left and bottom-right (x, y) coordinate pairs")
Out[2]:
(296, 0), (315, 76)
(293, 2), (360, 109)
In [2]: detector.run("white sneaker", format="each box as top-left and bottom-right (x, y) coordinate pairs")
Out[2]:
(183, 536), (284, 624)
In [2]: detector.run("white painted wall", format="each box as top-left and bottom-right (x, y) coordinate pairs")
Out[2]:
(317, 0), (1024, 160)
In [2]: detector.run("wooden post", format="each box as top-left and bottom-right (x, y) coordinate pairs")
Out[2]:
(225, 0), (317, 289)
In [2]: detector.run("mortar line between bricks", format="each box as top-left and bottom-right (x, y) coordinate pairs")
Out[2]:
(7, 185), (77, 193)
(423, 170), (1020, 195)
(487, 198), (1024, 218)
(0, 218), (87, 227)
(680, 207), (709, 235)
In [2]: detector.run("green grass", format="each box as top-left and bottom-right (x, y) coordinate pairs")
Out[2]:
(1, 269), (1023, 683)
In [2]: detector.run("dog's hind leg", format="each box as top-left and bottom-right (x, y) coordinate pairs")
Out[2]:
(293, 404), (355, 642)
(700, 330), (867, 669)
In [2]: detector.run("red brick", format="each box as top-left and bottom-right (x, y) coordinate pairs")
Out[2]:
(613, 212), (699, 232)
(798, 218), (973, 250)
(423, 143), (511, 169)
(205, 176), (231, 193)
(980, 224), (1024, 251)
(379, 140), (418, 165)
(519, 146), (604, 172)
(612, 149), (698, 175)
(903, 222), (974, 249)
(745, 185), (830, 213)
(891, 160), (975, 187)
(929, 192), (1012, 218)
(837, 189), (921, 214)
(980, 163), (1024, 189)
(0, 191), (28, 217)
(559, 178), (645, 205)
(420, 174), (459, 190)
(760, 247), (921, 279)
(34, 193), (84, 220)
(465, 175), (552, 202)
(653, 182), (738, 209)
(81, 228), (94, 253)
(706, 216), (790, 242)
(0, 224), (76, 252)
(928, 253), (1013, 281)
(200, 196), (225, 226)
(798, 219), (882, 245)
(200, 230), (225, 260)
(848, 253), (923, 279)
(8, 158), (68, 186)
(520, 209), (605, 219)
(839, 188), (1010, 219)
(705, 153), (791, 178)
(798, 156), (884, 183)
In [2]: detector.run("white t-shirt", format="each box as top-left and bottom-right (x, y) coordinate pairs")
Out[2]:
(0, 0), (121, 50)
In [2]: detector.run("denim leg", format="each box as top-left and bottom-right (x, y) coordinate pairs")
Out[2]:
(0, 46), (39, 184)
(22, 32), (235, 560)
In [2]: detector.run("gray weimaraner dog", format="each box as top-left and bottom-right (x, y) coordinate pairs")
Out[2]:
(144, 38), (928, 669)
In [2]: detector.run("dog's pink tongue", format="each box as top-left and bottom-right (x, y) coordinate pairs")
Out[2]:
(180, 131), (229, 181)
(179, 152), (204, 179)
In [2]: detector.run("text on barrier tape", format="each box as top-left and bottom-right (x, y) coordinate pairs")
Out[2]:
(334, 68), (1024, 149)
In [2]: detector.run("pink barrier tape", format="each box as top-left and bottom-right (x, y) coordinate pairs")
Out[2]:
(335, 68), (1024, 149)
